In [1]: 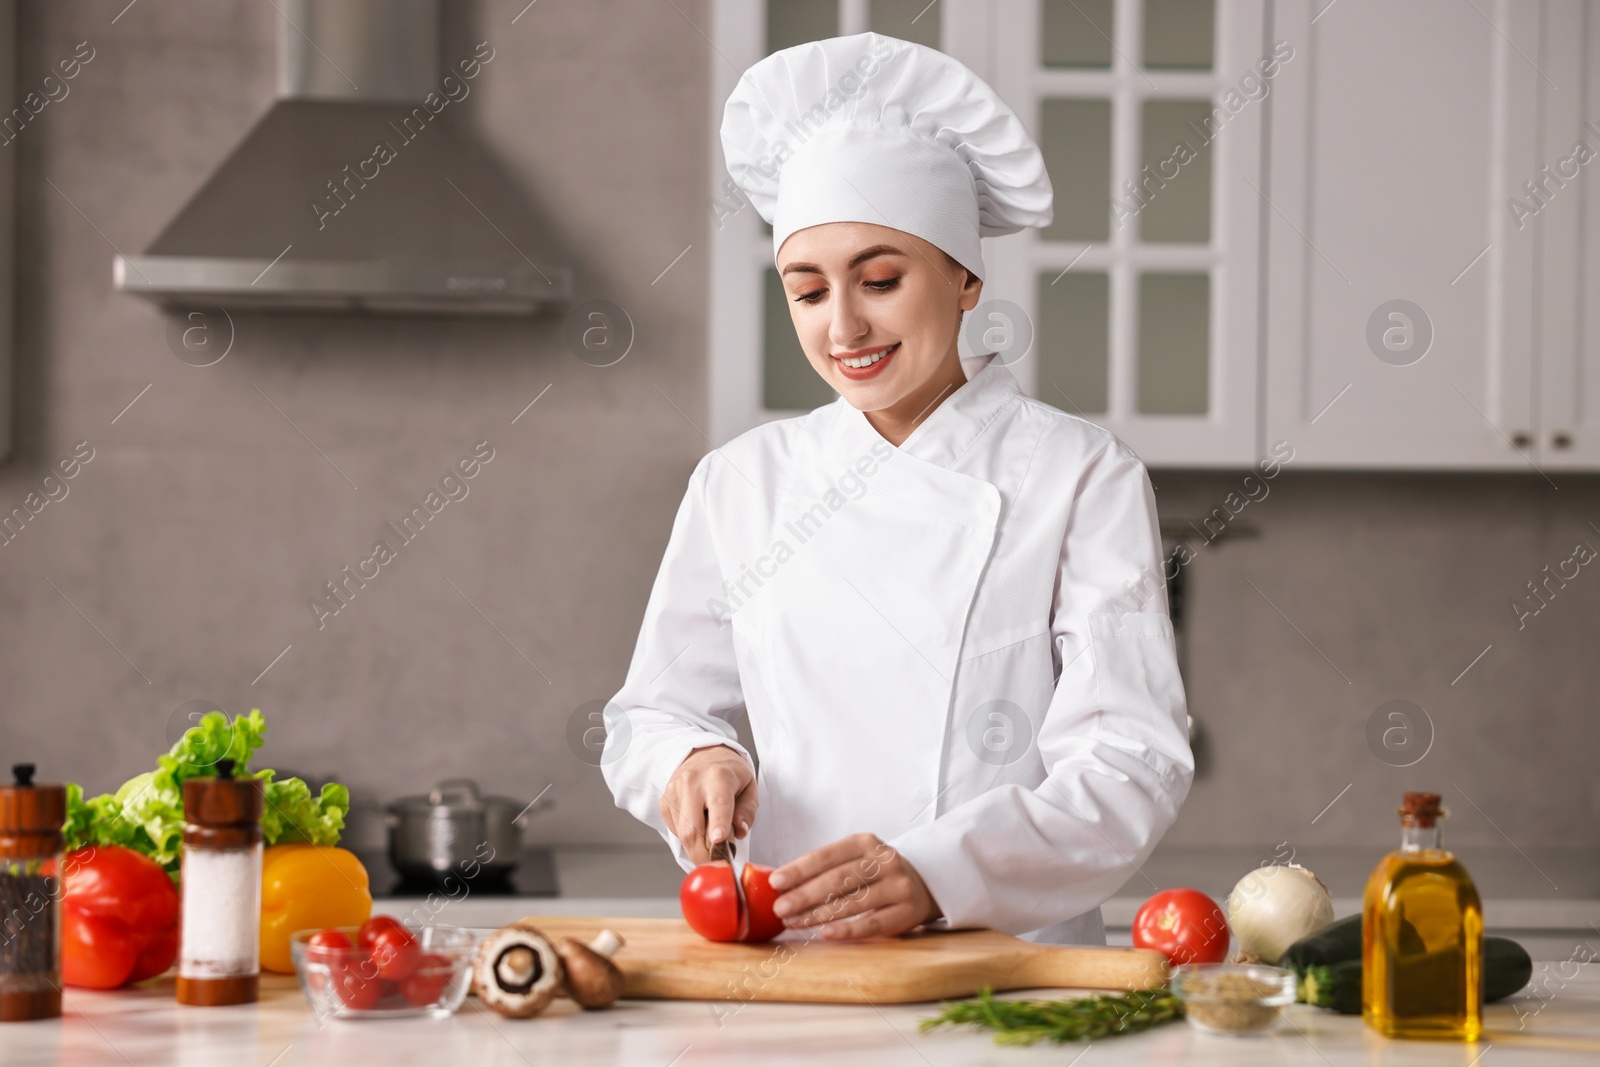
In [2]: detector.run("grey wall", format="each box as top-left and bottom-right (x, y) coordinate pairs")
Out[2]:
(0, 1), (1593, 857)
(0, 0), (714, 848)
(1151, 469), (1600, 852)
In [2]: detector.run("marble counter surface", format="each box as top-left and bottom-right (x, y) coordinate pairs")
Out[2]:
(5, 843), (1594, 1066)
(4, 964), (1598, 1066)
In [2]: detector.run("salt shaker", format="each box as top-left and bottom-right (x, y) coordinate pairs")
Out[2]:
(0, 763), (66, 1022)
(177, 758), (264, 1006)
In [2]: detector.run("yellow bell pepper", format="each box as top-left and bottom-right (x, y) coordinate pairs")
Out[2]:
(259, 844), (373, 974)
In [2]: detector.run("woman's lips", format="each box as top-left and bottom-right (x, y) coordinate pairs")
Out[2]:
(833, 342), (899, 381)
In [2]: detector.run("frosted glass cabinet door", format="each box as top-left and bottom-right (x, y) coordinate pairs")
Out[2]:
(1263, 0), (1540, 469)
(987, 0), (1265, 467)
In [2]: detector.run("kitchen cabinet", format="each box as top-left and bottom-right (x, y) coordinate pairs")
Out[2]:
(986, 0), (1267, 467)
(1261, 0), (1578, 470)
(710, 0), (1600, 472)
(1548, 0), (1600, 468)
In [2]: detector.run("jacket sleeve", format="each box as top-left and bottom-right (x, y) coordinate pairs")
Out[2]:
(601, 453), (754, 872)
(887, 435), (1194, 936)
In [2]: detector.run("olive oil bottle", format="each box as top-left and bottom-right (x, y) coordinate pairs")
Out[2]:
(1362, 792), (1482, 1041)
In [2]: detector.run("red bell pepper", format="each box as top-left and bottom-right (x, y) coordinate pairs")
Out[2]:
(57, 845), (180, 989)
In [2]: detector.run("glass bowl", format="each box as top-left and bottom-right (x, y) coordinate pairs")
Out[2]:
(1171, 962), (1297, 1036)
(290, 923), (476, 1020)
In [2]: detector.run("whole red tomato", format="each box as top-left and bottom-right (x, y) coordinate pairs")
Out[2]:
(1131, 888), (1229, 965)
(680, 861), (784, 943)
(58, 846), (181, 989)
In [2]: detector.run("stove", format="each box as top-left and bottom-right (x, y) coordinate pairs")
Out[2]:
(349, 847), (560, 898)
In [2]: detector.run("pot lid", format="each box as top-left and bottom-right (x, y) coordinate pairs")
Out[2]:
(388, 777), (524, 815)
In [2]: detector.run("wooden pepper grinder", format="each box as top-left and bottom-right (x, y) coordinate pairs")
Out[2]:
(0, 764), (66, 1021)
(176, 758), (264, 1006)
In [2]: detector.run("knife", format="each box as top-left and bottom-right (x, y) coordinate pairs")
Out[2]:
(708, 836), (750, 940)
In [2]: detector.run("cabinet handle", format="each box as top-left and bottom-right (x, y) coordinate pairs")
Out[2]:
(1551, 431), (1573, 450)
(1511, 431), (1532, 449)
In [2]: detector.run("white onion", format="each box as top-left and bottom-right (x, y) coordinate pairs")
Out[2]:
(1224, 863), (1334, 964)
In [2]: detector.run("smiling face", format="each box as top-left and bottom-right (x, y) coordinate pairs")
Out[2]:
(777, 222), (983, 434)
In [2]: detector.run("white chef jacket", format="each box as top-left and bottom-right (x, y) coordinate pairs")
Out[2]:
(602, 353), (1193, 946)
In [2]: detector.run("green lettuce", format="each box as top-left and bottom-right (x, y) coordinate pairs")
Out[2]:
(63, 708), (349, 880)
(259, 774), (348, 846)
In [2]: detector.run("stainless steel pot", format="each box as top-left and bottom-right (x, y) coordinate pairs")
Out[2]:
(385, 778), (546, 882)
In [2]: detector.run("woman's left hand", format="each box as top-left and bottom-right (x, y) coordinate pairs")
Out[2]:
(767, 833), (940, 940)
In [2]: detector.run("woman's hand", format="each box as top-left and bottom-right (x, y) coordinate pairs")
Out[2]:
(768, 833), (941, 940)
(659, 744), (758, 866)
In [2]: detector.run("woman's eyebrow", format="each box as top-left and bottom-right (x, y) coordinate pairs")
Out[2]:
(846, 244), (907, 269)
(779, 245), (908, 276)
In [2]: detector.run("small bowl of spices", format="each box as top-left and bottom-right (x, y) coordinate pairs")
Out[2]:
(1171, 963), (1296, 1036)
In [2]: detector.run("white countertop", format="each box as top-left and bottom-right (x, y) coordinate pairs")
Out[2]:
(5, 963), (1598, 1066)
(8, 845), (1594, 1066)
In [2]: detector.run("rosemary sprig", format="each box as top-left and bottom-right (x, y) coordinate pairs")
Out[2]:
(919, 987), (1184, 1045)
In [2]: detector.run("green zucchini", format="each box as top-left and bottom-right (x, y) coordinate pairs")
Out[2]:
(1300, 959), (1363, 1014)
(1484, 936), (1536, 1001)
(1279, 914), (1362, 970)
(1279, 914), (1424, 971)
(1293, 932), (1533, 1015)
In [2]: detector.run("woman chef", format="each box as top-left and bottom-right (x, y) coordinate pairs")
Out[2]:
(603, 33), (1193, 947)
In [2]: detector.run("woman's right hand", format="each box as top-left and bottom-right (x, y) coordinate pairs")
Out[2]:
(659, 744), (758, 865)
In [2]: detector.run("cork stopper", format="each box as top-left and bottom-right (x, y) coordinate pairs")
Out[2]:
(1398, 791), (1445, 828)
(182, 759), (264, 848)
(0, 763), (67, 859)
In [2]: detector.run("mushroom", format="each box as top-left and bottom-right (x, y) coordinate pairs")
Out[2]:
(556, 928), (626, 1010)
(473, 921), (563, 1018)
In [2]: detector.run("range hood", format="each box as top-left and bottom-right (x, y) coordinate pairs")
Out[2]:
(115, 0), (570, 314)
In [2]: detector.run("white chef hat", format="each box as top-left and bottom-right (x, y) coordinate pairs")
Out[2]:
(721, 32), (1053, 281)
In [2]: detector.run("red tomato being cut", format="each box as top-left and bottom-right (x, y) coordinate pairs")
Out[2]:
(680, 861), (784, 943)
(1131, 888), (1229, 965)
(680, 863), (742, 942)
(738, 864), (785, 943)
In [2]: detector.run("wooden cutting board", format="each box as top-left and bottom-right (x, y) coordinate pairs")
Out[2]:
(519, 916), (1168, 1004)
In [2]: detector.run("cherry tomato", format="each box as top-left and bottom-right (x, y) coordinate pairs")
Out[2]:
(369, 925), (421, 981)
(1131, 888), (1229, 965)
(306, 928), (352, 957)
(681, 861), (786, 943)
(357, 915), (406, 949)
(331, 957), (381, 1010)
(739, 864), (785, 943)
(401, 953), (453, 1006)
